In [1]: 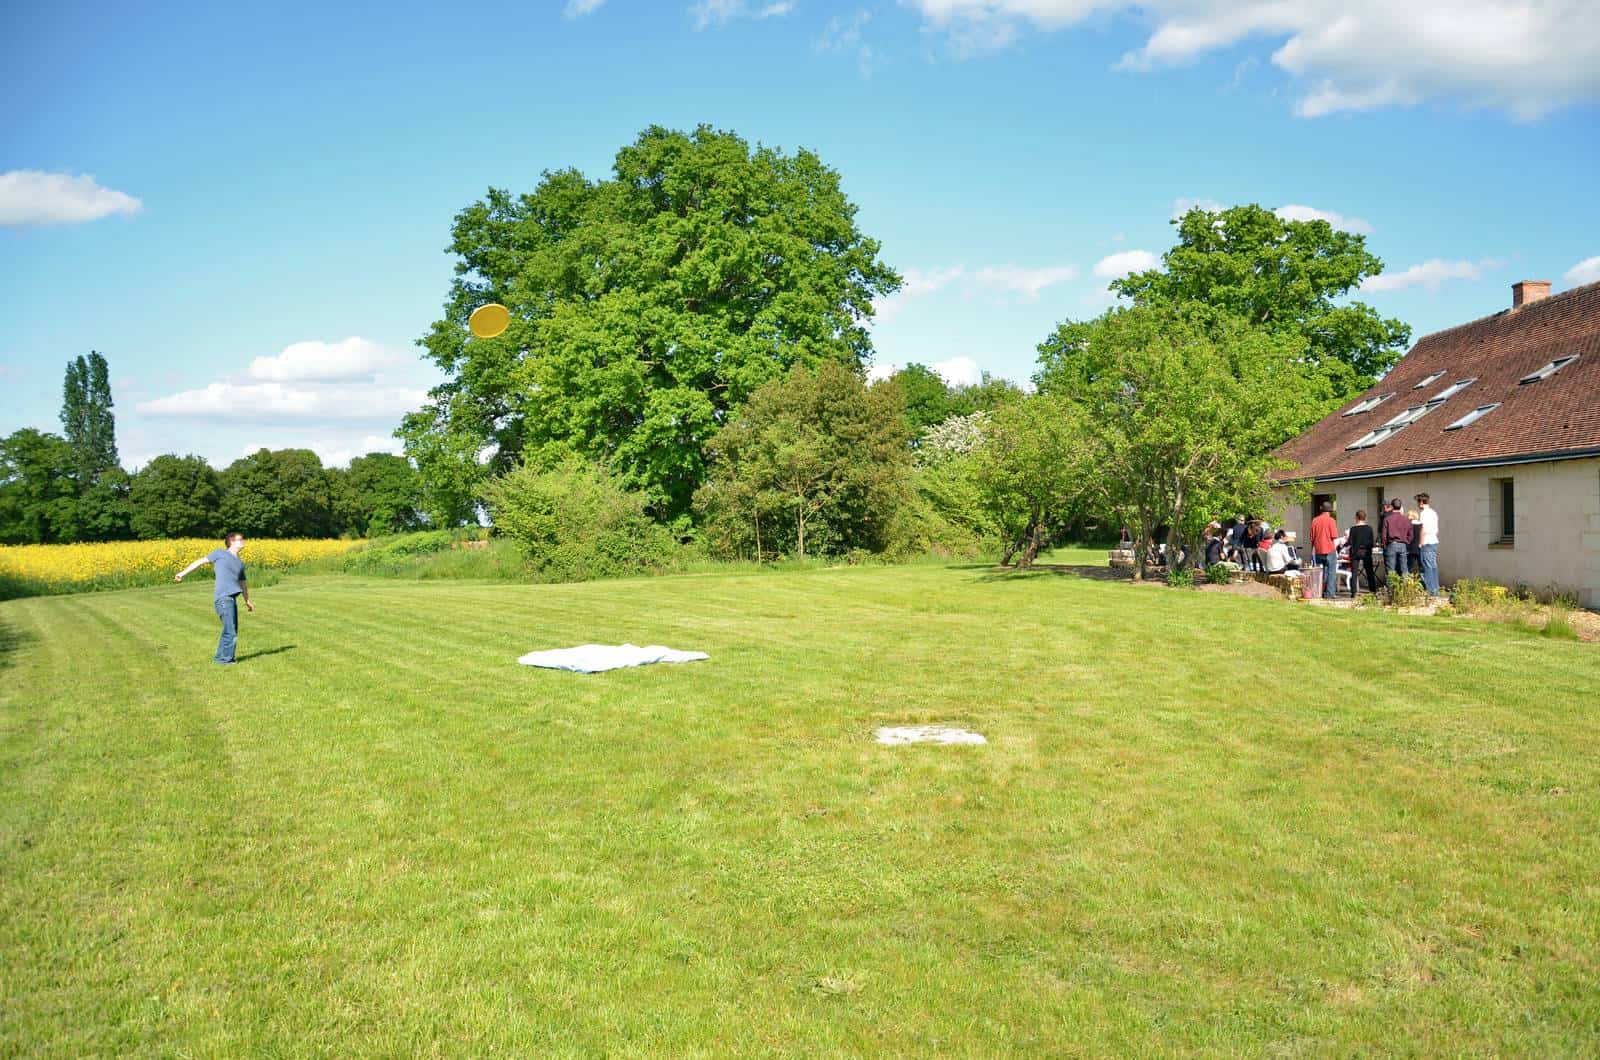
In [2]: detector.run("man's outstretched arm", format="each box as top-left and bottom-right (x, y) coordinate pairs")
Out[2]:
(174, 555), (211, 582)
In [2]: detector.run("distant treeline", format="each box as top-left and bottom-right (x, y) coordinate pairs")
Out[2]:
(0, 352), (422, 543)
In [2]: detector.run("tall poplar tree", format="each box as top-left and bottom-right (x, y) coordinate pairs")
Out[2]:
(60, 351), (119, 484)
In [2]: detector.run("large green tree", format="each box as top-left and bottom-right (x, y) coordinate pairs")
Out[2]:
(0, 429), (80, 544)
(887, 364), (1025, 436)
(695, 361), (910, 559)
(970, 397), (1091, 568)
(129, 454), (222, 540)
(1111, 204), (1410, 399)
(74, 469), (132, 542)
(341, 453), (425, 537)
(218, 449), (339, 538)
(60, 351), (119, 485)
(1036, 306), (1326, 578)
(401, 124), (901, 523)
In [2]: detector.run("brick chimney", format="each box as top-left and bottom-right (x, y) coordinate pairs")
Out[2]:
(1512, 280), (1551, 309)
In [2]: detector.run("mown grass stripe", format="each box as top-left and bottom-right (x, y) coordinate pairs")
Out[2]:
(3, 565), (1598, 1054)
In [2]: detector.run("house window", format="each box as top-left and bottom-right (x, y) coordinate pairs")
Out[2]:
(1412, 371), (1445, 389)
(1519, 355), (1578, 384)
(1491, 477), (1515, 545)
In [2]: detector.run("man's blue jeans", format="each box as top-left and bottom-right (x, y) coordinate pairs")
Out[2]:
(1384, 541), (1408, 579)
(214, 595), (238, 663)
(1419, 543), (1439, 596)
(1316, 552), (1338, 599)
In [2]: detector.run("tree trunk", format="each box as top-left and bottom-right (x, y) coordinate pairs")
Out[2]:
(1001, 535), (1023, 566)
(796, 508), (805, 559)
(1131, 512), (1156, 581)
(1015, 506), (1047, 568)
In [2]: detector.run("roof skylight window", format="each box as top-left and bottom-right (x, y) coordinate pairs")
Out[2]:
(1431, 378), (1476, 401)
(1342, 391), (1395, 416)
(1444, 403), (1501, 431)
(1412, 371), (1445, 389)
(1380, 403), (1440, 429)
(1346, 425), (1407, 450)
(1519, 355), (1579, 384)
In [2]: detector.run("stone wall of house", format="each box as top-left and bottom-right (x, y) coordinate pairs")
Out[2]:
(1272, 455), (1600, 608)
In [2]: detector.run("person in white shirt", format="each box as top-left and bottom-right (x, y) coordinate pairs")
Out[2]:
(1263, 530), (1300, 574)
(1416, 492), (1441, 597)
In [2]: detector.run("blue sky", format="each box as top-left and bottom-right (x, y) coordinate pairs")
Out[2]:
(3, 0), (1597, 469)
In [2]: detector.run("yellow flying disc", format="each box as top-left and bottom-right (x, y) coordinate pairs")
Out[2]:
(468, 303), (511, 339)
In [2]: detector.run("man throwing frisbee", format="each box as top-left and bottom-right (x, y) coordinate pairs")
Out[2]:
(175, 532), (254, 664)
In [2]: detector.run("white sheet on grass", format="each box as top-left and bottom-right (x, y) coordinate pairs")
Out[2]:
(875, 725), (987, 746)
(517, 643), (709, 673)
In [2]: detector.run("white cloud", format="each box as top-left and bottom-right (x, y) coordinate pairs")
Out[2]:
(908, 1), (1600, 119)
(1563, 255), (1600, 288)
(690, 0), (794, 29)
(1360, 257), (1504, 293)
(1273, 203), (1374, 234)
(1092, 249), (1159, 279)
(931, 356), (982, 387)
(232, 434), (404, 469)
(901, 265), (969, 296)
(1171, 196), (1225, 218)
(247, 337), (400, 382)
(867, 357), (989, 387)
(564, 0), (606, 16)
(315, 434), (406, 468)
(972, 263), (1080, 296)
(873, 262), (1078, 322)
(0, 170), (143, 226)
(816, 10), (877, 75)
(140, 382), (427, 422)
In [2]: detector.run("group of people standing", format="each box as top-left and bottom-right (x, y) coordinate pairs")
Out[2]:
(1204, 493), (1442, 600)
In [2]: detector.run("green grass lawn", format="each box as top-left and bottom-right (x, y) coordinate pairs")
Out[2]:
(3, 563), (1598, 1055)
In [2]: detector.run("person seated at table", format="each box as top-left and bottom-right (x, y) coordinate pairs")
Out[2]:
(1203, 522), (1225, 567)
(1263, 530), (1300, 574)
(1226, 515), (1248, 563)
(1240, 520), (1263, 570)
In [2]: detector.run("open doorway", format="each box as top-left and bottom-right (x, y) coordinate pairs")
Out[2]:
(1367, 484), (1387, 524)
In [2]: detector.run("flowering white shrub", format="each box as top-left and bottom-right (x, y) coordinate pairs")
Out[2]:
(917, 411), (990, 465)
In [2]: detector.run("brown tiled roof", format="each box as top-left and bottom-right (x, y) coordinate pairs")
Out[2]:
(1275, 279), (1600, 481)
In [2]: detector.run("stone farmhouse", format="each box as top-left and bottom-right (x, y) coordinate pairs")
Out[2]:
(1272, 279), (1600, 608)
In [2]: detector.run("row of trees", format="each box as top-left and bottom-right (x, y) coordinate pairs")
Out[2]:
(0, 437), (426, 545)
(429, 125), (1407, 570)
(9, 126), (1408, 567)
(0, 353), (426, 543)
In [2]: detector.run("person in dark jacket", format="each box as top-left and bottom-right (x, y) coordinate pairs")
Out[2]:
(1345, 509), (1377, 597)
(1241, 519), (1262, 570)
(1224, 515), (1243, 562)
(1380, 499), (1413, 577)
(1203, 522), (1225, 568)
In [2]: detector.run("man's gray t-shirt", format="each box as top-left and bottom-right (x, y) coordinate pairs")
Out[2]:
(207, 549), (246, 598)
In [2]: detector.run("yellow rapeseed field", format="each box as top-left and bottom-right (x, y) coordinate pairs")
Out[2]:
(0, 538), (361, 595)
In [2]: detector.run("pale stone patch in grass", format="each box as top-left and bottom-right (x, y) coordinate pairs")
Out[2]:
(875, 725), (987, 746)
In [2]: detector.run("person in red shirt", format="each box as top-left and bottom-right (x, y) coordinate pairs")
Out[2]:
(1309, 502), (1340, 599)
